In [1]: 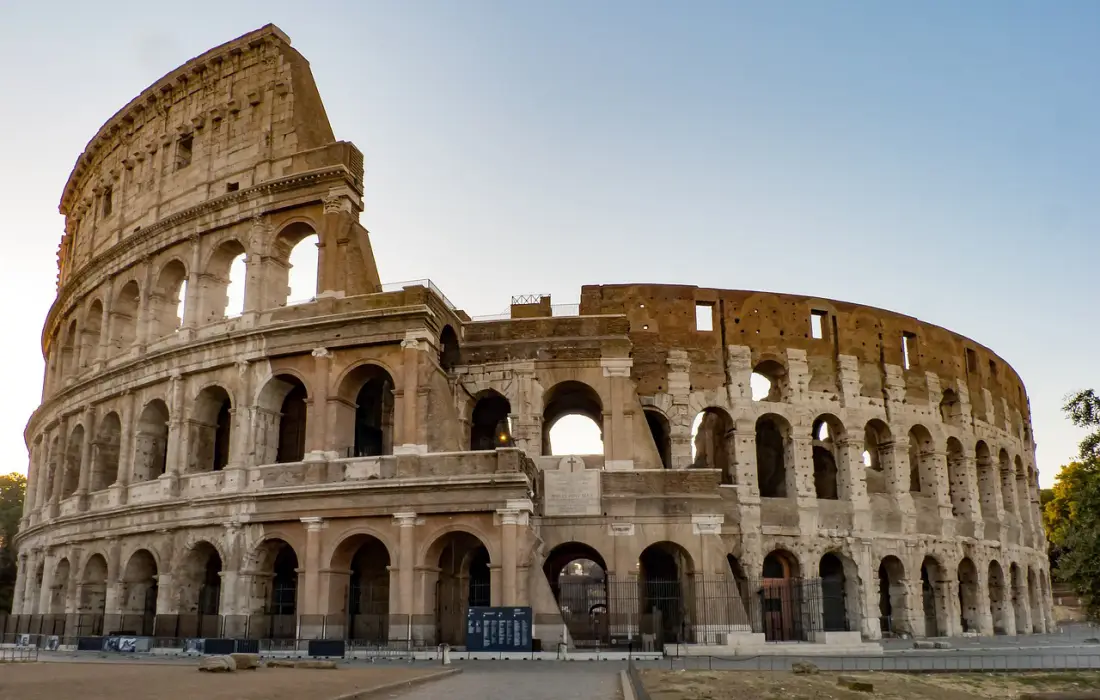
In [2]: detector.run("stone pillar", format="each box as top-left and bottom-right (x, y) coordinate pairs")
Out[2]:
(300, 517), (325, 615)
(602, 357), (634, 470)
(111, 391), (134, 506)
(98, 276), (114, 364)
(35, 428), (54, 514)
(22, 442), (39, 526)
(882, 437), (915, 531)
(37, 550), (57, 616)
(135, 259), (153, 349)
(500, 510), (519, 606)
(396, 332), (426, 454)
(12, 553), (28, 615)
(930, 450), (955, 535)
(103, 538), (123, 615)
(837, 436), (871, 530)
(76, 405), (95, 510)
(790, 434), (818, 532)
(1015, 577), (1033, 636)
(182, 235), (203, 329)
(942, 578), (961, 638)
(23, 549), (42, 614)
(225, 361), (252, 490)
(394, 512), (418, 641)
(49, 416), (70, 518)
(161, 372), (185, 495)
(899, 578), (923, 637)
(975, 567), (994, 636)
(307, 348), (332, 456)
(242, 214), (271, 316)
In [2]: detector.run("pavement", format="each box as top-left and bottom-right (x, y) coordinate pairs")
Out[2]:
(388, 664), (622, 700)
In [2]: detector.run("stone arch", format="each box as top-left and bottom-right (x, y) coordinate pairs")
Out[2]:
(644, 407), (672, 469)
(863, 419), (892, 494)
(111, 280), (141, 354)
(120, 549), (159, 629)
(920, 555), (946, 637)
(251, 539), (300, 635)
(811, 414), (845, 500)
(756, 413), (792, 498)
(751, 358), (789, 402)
(1015, 455), (1029, 518)
(91, 411), (122, 491)
(957, 557), (980, 633)
(939, 388), (963, 427)
(907, 424), (935, 494)
(988, 560), (1009, 635)
(79, 553), (109, 616)
(339, 363), (396, 458)
(878, 555), (909, 636)
(177, 539), (224, 618)
(998, 448), (1016, 514)
(975, 440), (998, 519)
(691, 407), (733, 483)
(44, 434), (61, 507)
(151, 258), (189, 339)
(189, 385), (233, 473)
(946, 437), (969, 518)
(275, 221), (319, 307)
(542, 380), (604, 456)
(256, 373), (309, 464)
(329, 532), (392, 642)
(61, 318), (79, 377)
(820, 550), (860, 633)
(469, 389), (511, 451)
(133, 399), (169, 482)
(638, 541), (695, 644)
(49, 558), (71, 615)
(81, 299), (103, 368)
(424, 529), (493, 646)
(438, 325), (460, 372)
(62, 423), (84, 499)
(543, 542), (610, 646)
(761, 549), (803, 641)
(202, 237), (248, 322)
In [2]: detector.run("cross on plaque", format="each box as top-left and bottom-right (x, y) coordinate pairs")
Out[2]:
(558, 455), (584, 473)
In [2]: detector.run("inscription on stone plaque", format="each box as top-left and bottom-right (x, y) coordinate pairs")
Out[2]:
(543, 456), (601, 516)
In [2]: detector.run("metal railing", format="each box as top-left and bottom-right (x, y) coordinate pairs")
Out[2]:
(379, 279), (457, 311)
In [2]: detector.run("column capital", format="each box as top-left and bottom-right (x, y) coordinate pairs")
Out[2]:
(393, 512), (420, 527)
(311, 347), (331, 359)
(300, 516), (325, 531)
(496, 509), (529, 526)
(601, 357), (633, 377)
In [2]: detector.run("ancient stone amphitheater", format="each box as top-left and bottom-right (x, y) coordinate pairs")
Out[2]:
(10, 25), (1052, 651)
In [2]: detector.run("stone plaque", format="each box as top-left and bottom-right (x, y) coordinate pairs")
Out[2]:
(543, 459), (601, 516)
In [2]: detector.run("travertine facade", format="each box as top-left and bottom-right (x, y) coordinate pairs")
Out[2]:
(13, 25), (1052, 648)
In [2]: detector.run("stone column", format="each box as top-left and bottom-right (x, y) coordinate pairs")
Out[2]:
(1015, 577), (1033, 636)
(37, 550), (57, 616)
(224, 361), (252, 491)
(161, 372), (185, 495)
(394, 512), (418, 641)
(34, 429), (52, 515)
(49, 415), (70, 518)
(790, 434), (818, 532)
(306, 348), (332, 456)
(882, 437), (916, 532)
(182, 234), (203, 330)
(22, 442), (39, 526)
(941, 578), (961, 638)
(975, 566), (994, 636)
(103, 538), (123, 615)
(76, 405), (95, 511)
(500, 510), (519, 606)
(12, 553), (28, 615)
(602, 357), (634, 470)
(396, 332), (426, 454)
(134, 259), (153, 349)
(98, 276), (114, 364)
(837, 436), (871, 530)
(111, 391), (134, 507)
(300, 517), (325, 615)
(23, 549), (42, 614)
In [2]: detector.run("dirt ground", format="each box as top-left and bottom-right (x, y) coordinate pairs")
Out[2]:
(0, 661), (441, 700)
(641, 669), (1100, 700)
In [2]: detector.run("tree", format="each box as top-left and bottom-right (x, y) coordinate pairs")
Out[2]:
(0, 472), (27, 612)
(1048, 390), (1100, 621)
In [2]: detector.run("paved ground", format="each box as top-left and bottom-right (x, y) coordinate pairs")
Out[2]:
(0, 662), (439, 700)
(388, 665), (621, 700)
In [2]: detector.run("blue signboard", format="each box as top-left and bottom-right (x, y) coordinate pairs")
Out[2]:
(465, 606), (533, 652)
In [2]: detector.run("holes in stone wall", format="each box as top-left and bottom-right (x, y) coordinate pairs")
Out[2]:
(966, 348), (978, 374)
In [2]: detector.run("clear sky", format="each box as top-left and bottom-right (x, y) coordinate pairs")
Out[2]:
(1, 1), (1097, 486)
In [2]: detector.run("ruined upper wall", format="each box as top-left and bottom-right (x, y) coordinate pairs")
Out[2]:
(55, 24), (345, 290)
(576, 284), (1030, 424)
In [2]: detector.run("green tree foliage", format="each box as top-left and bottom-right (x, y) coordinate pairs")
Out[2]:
(1048, 390), (1100, 621)
(0, 472), (27, 612)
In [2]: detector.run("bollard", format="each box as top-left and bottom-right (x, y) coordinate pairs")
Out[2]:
(440, 643), (451, 666)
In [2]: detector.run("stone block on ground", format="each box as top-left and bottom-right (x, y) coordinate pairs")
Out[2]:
(1019, 693), (1100, 700)
(294, 659), (339, 670)
(837, 675), (874, 693)
(198, 655), (237, 673)
(914, 641), (936, 649)
(265, 659), (296, 668)
(230, 653), (260, 670)
(792, 661), (819, 675)
(933, 641), (952, 649)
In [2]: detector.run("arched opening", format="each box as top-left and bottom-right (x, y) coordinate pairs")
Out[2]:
(751, 359), (787, 402)
(863, 419), (891, 494)
(812, 415), (843, 500)
(691, 408), (733, 483)
(121, 550), (158, 636)
(91, 412), (122, 491)
(176, 541), (223, 638)
(638, 542), (694, 645)
(285, 233), (319, 305)
(132, 400), (169, 482)
(907, 425), (934, 494)
(1015, 455), (1029, 523)
(957, 557), (980, 633)
(439, 325), (460, 372)
(1028, 567), (1041, 633)
(49, 559), (70, 615)
(878, 556), (908, 636)
(543, 542), (609, 647)
(1010, 563), (1027, 635)
(921, 556), (943, 637)
(330, 534), (391, 643)
(542, 381), (604, 456)
(79, 554), (108, 633)
(82, 301), (103, 368)
(761, 549), (802, 641)
(62, 424), (84, 499)
(469, 390), (511, 451)
(645, 409), (672, 469)
(946, 437), (969, 517)
(819, 553), (849, 632)
(152, 259), (188, 338)
(999, 449), (1016, 514)
(204, 240), (247, 322)
(256, 375), (309, 464)
(262, 541), (300, 640)
(756, 414), (790, 498)
(428, 531), (491, 646)
(61, 319), (79, 376)
(975, 441), (998, 520)
(988, 560), (1009, 635)
(190, 386), (233, 472)
(111, 281), (141, 354)
(44, 435), (60, 508)
(353, 367), (395, 457)
(939, 388), (962, 426)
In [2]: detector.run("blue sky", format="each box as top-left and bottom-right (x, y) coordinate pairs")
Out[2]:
(1, 1), (1097, 485)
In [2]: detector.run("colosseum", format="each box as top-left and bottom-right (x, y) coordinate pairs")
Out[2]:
(9, 24), (1053, 653)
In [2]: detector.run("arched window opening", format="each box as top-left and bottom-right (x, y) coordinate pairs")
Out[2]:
(44, 436), (60, 507)
(1015, 455), (1029, 519)
(91, 412), (122, 491)
(863, 419), (891, 494)
(79, 554), (109, 622)
(430, 531), (492, 646)
(353, 370), (395, 458)
(878, 556), (908, 637)
(112, 281), (141, 353)
(277, 380), (308, 463)
(470, 390), (511, 451)
(204, 240), (247, 323)
(61, 320), (78, 376)
(257, 374), (309, 464)
(988, 561), (1009, 635)
(121, 550), (158, 635)
(645, 409), (672, 469)
(756, 415), (789, 498)
(691, 408), (733, 483)
(999, 449), (1016, 514)
(335, 535), (390, 643)
(638, 542), (694, 645)
(751, 360), (787, 402)
(543, 543), (609, 647)
(975, 441), (997, 519)
(907, 425), (934, 494)
(542, 381), (604, 456)
(133, 400), (169, 482)
(819, 553), (849, 632)
(811, 415), (842, 500)
(270, 544), (299, 616)
(152, 260), (188, 338)
(946, 437), (968, 517)
(439, 325), (460, 373)
(957, 557), (980, 633)
(82, 301), (103, 368)
(939, 388), (962, 427)
(921, 557), (942, 637)
(285, 233), (319, 305)
(62, 424), (84, 499)
(49, 559), (71, 615)
(761, 549), (803, 642)
(191, 386), (233, 472)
